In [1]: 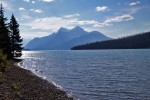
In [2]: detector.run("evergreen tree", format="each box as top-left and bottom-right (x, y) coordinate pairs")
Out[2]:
(0, 3), (12, 58)
(9, 14), (23, 57)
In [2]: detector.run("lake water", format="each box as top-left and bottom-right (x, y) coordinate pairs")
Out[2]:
(21, 49), (150, 100)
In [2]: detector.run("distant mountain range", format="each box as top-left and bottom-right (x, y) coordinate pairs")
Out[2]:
(72, 31), (150, 50)
(25, 26), (110, 50)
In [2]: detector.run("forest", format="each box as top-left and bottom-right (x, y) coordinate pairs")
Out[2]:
(0, 4), (22, 72)
(71, 32), (150, 50)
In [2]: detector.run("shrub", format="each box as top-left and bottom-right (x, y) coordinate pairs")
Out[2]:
(10, 82), (22, 90)
(11, 82), (22, 98)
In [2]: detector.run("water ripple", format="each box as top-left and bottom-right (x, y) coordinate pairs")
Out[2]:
(22, 49), (150, 100)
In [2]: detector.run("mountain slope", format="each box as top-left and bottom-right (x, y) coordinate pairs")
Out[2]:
(60, 31), (110, 49)
(25, 26), (110, 50)
(71, 31), (150, 50)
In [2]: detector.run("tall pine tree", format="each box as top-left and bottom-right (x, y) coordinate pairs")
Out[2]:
(0, 3), (12, 58)
(9, 14), (23, 57)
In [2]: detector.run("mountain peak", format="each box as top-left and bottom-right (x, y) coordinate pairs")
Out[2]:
(73, 26), (84, 31)
(25, 26), (110, 50)
(58, 26), (85, 33)
(58, 27), (69, 32)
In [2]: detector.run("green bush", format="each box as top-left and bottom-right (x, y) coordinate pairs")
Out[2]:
(10, 82), (22, 90)
(0, 50), (7, 72)
(11, 82), (22, 98)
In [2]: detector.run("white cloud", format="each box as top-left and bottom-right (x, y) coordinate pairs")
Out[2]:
(19, 7), (26, 11)
(64, 13), (80, 18)
(104, 15), (134, 23)
(117, 7), (142, 16)
(96, 6), (108, 12)
(22, 14), (134, 31)
(69, 19), (99, 26)
(30, 9), (43, 13)
(129, 1), (140, 6)
(94, 14), (134, 28)
(93, 23), (109, 28)
(22, 17), (73, 30)
(23, 0), (30, 2)
(22, 15), (32, 19)
(42, 0), (55, 2)
(21, 32), (51, 39)
(21, 13), (32, 20)
(22, 17), (99, 31)
(128, 7), (142, 14)
(32, 1), (36, 3)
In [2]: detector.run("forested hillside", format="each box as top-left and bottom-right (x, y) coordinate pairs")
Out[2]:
(72, 32), (150, 50)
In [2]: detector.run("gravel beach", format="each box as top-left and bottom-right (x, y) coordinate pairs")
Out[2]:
(0, 60), (73, 100)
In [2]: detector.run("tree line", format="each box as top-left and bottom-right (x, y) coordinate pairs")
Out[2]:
(0, 4), (23, 59)
(71, 32), (150, 50)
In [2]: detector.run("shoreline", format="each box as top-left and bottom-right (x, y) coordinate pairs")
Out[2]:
(17, 61), (69, 95)
(0, 60), (73, 100)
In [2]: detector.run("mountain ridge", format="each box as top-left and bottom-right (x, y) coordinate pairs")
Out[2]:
(25, 26), (111, 50)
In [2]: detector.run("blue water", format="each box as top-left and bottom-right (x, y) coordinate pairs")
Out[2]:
(21, 49), (150, 100)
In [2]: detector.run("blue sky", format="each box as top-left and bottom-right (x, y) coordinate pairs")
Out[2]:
(1, 0), (150, 40)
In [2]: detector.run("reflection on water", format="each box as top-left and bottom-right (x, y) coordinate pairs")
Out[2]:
(21, 49), (150, 100)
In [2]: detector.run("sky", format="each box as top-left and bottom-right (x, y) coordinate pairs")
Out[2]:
(0, 0), (150, 41)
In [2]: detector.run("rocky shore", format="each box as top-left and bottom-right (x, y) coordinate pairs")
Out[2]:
(0, 60), (73, 100)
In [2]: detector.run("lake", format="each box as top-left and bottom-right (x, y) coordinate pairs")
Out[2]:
(21, 49), (150, 100)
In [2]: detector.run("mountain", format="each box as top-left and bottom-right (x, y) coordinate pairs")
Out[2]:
(71, 31), (150, 50)
(23, 38), (31, 47)
(25, 26), (110, 50)
(60, 31), (110, 49)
